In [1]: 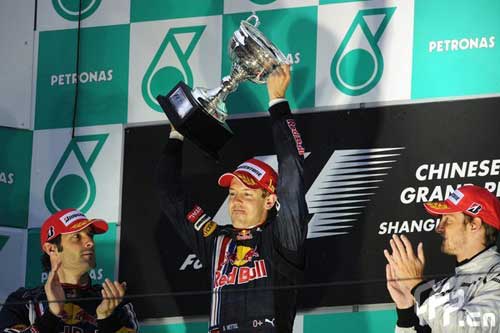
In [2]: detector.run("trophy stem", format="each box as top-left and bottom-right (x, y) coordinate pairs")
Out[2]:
(207, 66), (247, 115)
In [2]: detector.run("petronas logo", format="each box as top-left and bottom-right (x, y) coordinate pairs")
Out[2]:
(331, 7), (396, 96)
(52, 0), (102, 21)
(142, 26), (206, 112)
(45, 134), (108, 214)
(0, 235), (9, 251)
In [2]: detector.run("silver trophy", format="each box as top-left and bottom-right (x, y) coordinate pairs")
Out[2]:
(157, 14), (288, 159)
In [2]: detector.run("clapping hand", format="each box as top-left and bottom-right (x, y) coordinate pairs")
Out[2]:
(96, 279), (127, 320)
(384, 234), (425, 293)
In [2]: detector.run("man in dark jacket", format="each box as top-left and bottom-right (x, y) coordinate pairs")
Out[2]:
(0, 208), (139, 333)
(157, 64), (308, 332)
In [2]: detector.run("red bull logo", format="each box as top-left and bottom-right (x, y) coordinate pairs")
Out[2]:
(214, 259), (267, 288)
(228, 247), (259, 266)
(227, 245), (259, 266)
(60, 303), (96, 326)
(236, 229), (253, 241)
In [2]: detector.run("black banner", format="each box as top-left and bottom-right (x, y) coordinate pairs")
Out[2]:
(120, 97), (500, 319)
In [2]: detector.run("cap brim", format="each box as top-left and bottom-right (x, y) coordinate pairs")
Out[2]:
(60, 219), (109, 236)
(423, 200), (462, 216)
(89, 219), (108, 234)
(218, 173), (237, 187)
(218, 172), (261, 190)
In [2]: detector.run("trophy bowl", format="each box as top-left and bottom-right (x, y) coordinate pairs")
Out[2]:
(156, 14), (288, 159)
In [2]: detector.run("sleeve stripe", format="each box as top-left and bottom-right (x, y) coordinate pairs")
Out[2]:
(123, 303), (139, 330)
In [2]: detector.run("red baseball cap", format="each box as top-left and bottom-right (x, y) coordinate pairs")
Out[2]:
(424, 185), (500, 230)
(40, 208), (109, 246)
(218, 158), (278, 194)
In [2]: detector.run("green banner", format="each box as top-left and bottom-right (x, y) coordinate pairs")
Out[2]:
(25, 224), (118, 288)
(304, 310), (397, 332)
(222, 6), (317, 115)
(131, 0), (223, 22)
(0, 127), (32, 228)
(35, 25), (129, 130)
(412, 0), (500, 98)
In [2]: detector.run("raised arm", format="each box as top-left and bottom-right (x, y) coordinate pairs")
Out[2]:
(156, 130), (219, 266)
(267, 65), (308, 254)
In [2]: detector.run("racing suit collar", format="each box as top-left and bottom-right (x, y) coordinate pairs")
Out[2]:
(455, 245), (498, 269)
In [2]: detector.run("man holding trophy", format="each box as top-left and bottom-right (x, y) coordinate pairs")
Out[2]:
(156, 15), (308, 333)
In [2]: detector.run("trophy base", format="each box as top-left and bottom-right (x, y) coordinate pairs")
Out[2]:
(156, 81), (234, 160)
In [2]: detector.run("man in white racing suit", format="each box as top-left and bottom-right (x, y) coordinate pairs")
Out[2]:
(384, 185), (500, 332)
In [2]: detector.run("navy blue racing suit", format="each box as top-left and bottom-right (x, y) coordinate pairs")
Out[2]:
(0, 283), (139, 333)
(157, 101), (308, 332)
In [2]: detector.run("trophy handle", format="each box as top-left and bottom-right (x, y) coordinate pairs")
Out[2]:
(246, 13), (260, 28)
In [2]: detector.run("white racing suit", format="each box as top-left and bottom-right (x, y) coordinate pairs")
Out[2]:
(396, 246), (500, 333)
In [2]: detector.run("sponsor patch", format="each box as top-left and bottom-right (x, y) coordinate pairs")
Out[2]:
(47, 226), (55, 240)
(194, 214), (211, 231)
(236, 229), (253, 241)
(214, 259), (268, 288)
(60, 303), (96, 325)
(59, 210), (86, 227)
(467, 203), (482, 215)
(186, 205), (204, 224)
(202, 221), (217, 237)
(228, 245), (259, 267)
(448, 189), (464, 205)
(236, 162), (265, 180)
(286, 119), (305, 156)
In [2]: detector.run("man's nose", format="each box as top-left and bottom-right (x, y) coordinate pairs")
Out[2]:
(233, 193), (243, 203)
(435, 220), (443, 234)
(83, 236), (95, 248)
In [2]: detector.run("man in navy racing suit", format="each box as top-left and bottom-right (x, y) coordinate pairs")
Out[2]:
(157, 64), (308, 332)
(0, 208), (139, 333)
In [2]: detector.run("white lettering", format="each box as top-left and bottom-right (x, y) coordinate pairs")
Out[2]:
(285, 52), (301, 65)
(415, 160), (500, 181)
(400, 185), (470, 204)
(49, 70), (114, 86)
(378, 219), (438, 235)
(0, 172), (15, 184)
(429, 36), (496, 53)
(89, 268), (104, 280)
(179, 254), (203, 271)
(483, 313), (496, 327)
(429, 41), (437, 52)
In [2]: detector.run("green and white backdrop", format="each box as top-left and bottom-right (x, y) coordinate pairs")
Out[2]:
(1, 0), (500, 332)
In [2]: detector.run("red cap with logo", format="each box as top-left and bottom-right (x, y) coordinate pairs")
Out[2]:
(424, 185), (500, 230)
(218, 158), (278, 194)
(40, 208), (109, 246)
